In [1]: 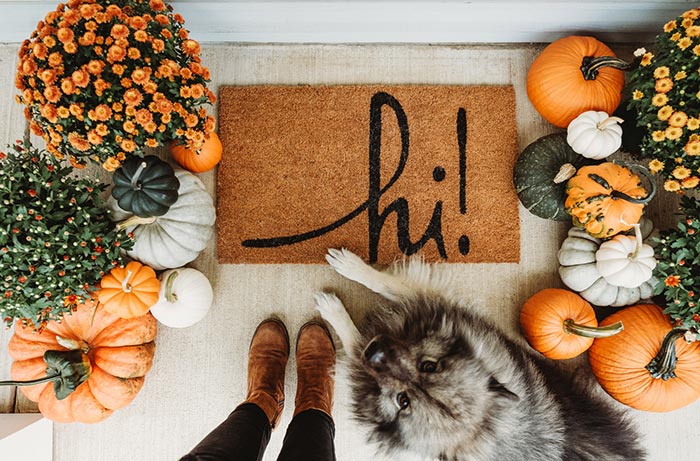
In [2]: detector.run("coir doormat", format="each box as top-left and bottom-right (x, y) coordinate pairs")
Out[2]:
(217, 85), (519, 264)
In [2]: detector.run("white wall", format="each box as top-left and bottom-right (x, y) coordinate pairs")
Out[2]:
(0, 0), (692, 44)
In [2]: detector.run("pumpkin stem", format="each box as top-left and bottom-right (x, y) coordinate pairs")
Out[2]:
(563, 319), (624, 338)
(610, 163), (656, 205)
(165, 270), (179, 303)
(596, 116), (624, 130)
(646, 328), (687, 380)
(116, 215), (157, 231)
(580, 56), (631, 80)
(130, 161), (148, 190)
(629, 223), (643, 260)
(553, 163), (577, 184)
(122, 270), (134, 293)
(0, 372), (61, 387)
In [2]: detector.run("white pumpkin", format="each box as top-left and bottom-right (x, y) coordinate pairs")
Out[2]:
(566, 111), (623, 159)
(558, 222), (658, 307)
(108, 168), (216, 270)
(150, 268), (213, 328)
(596, 224), (657, 288)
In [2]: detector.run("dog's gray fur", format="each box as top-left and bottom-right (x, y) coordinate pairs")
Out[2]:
(316, 249), (645, 461)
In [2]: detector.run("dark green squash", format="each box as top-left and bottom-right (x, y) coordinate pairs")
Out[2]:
(513, 133), (597, 221)
(111, 155), (180, 218)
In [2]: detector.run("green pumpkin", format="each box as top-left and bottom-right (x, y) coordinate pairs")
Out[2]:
(111, 155), (180, 218)
(513, 133), (597, 221)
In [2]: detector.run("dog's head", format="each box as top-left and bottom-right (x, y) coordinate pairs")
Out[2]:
(350, 298), (520, 458)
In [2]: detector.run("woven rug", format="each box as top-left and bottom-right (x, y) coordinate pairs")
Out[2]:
(217, 85), (519, 264)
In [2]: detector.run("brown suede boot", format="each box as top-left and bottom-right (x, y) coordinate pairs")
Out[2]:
(242, 318), (289, 429)
(294, 321), (336, 418)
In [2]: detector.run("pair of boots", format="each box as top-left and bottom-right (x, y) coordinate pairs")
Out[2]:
(243, 318), (335, 429)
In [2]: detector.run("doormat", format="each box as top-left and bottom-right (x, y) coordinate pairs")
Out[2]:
(217, 85), (519, 264)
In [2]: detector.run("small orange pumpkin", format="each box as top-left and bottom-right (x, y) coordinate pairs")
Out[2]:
(520, 288), (623, 360)
(589, 304), (700, 412)
(5, 298), (157, 423)
(98, 261), (160, 318)
(565, 162), (655, 238)
(170, 131), (223, 173)
(526, 36), (628, 128)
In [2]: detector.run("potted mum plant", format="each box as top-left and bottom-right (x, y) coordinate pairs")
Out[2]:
(653, 196), (700, 341)
(626, 7), (700, 193)
(0, 140), (132, 330)
(15, 0), (216, 171)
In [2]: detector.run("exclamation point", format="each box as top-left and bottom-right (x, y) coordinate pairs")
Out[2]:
(457, 107), (470, 256)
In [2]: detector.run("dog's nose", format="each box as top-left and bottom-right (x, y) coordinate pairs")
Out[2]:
(363, 335), (390, 370)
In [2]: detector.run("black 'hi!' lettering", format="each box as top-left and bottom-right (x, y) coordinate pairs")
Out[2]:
(241, 91), (470, 263)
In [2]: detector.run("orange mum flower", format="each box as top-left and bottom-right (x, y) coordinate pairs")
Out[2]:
(184, 113), (199, 128)
(33, 43), (48, 60)
(130, 16), (147, 30)
(60, 78), (76, 95)
(56, 27), (74, 44)
(155, 98), (173, 114)
(95, 124), (109, 136)
(152, 39), (165, 53)
(134, 30), (148, 42)
(71, 69), (90, 88)
(120, 139), (136, 152)
(107, 45), (126, 62)
(123, 88), (143, 106)
(135, 108), (153, 125)
(155, 14), (169, 25)
(665, 275), (681, 287)
(93, 104), (112, 122)
(68, 132), (90, 152)
(87, 60), (105, 75)
(150, 0), (166, 11)
(43, 85), (62, 103)
(110, 24), (130, 40)
(131, 68), (151, 85)
(48, 52), (62, 67)
(102, 157), (121, 172)
(655, 78), (674, 93)
(182, 39), (201, 56)
(87, 130), (103, 145)
(39, 69), (57, 85)
(128, 47), (141, 60)
(79, 31), (96, 46)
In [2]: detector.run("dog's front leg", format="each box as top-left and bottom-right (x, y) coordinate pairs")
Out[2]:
(326, 248), (412, 302)
(314, 292), (361, 356)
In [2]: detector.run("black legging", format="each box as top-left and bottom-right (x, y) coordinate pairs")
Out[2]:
(181, 403), (336, 461)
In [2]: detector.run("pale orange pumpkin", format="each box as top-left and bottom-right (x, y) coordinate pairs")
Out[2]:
(589, 304), (700, 412)
(526, 36), (628, 128)
(98, 261), (160, 318)
(170, 131), (223, 173)
(520, 288), (622, 359)
(565, 162), (655, 238)
(5, 298), (157, 423)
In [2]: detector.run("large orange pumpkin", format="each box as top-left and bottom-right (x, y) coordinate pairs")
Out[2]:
(565, 162), (654, 238)
(526, 36), (628, 128)
(170, 131), (223, 173)
(520, 288), (622, 360)
(6, 298), (157, 423)
(589, 304), (700, 412)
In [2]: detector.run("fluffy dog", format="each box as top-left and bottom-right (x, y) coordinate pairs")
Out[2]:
(315, 248), (645, 461)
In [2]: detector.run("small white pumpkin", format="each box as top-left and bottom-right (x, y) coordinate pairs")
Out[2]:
(566, 111), (623, 159)
(558, 220), (658, 307)
(596, 223), (657, 288)
(150, 268), (213, 328)
(108, 168), (216, 270)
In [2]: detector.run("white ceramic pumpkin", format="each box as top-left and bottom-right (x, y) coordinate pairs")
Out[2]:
(150, 268), (213, 328)
(596, 224), (657, 288)
(566, 111), (623, 159)
(108, 168), (216, 270)
(558, 220), (658, 307)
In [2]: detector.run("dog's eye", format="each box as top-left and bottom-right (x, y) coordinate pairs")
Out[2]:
(396, 392), (410, 410)
(419, 359), (439, 373)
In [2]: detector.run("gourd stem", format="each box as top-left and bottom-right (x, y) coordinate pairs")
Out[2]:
(597, 116), (624, 130)
(630, 223), (643, 260)
(580, 56), (631, 80)
(0, 372), (60, 387)
(553, 163), (577, 184)
(116, 215), (157, 231)
(563, 319), (624, 338)
(645, 328), (687, 380)
(165, 271), (179, 303)
(121, 270), (134, 293)
(130, 161), (148, 190)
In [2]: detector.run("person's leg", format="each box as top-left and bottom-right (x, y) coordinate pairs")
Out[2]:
(180, 403), (271, 461)
(182, 319), (290, 461)
(278, 321), (336, 461)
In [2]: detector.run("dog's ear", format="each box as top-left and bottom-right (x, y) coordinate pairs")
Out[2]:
(488, 376), (519, 402)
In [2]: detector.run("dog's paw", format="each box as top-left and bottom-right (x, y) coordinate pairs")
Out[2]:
(326, 248), (372, 282)
(314, 291), (347, 325)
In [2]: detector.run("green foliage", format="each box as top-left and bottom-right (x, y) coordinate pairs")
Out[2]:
(0, 141), (133, 329)
(653, 195), (700, 338)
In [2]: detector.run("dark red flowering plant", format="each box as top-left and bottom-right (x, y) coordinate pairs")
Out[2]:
(0, 141), (132, 329)
(653, 195), (700, 340)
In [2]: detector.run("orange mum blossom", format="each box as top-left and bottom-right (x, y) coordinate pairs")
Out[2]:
(15, 0), (215, 169)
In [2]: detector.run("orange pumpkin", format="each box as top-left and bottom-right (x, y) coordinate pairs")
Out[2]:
(565, 162), (655, 238)
(526, 36), (628, 128)
(589, 304), (700, 412)
(98, 261), (160, 318)
(520, 288), (622, 360)
(170, 131), (223, 173)
(6, 298), (157, 423)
